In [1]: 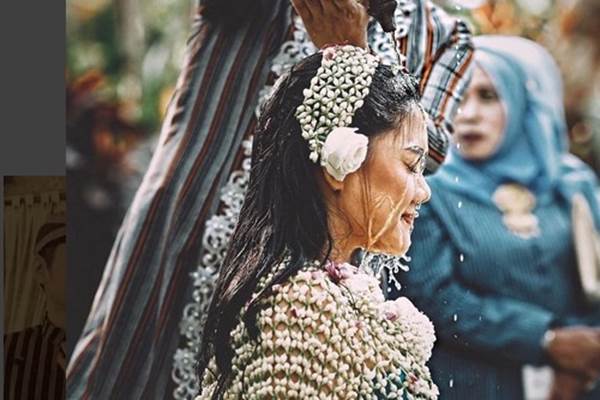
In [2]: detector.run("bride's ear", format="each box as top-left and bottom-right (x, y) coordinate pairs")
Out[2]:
(321, 168), (345, 192)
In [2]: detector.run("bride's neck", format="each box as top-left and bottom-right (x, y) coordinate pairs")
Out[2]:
(327, 214), (365, 265)
(320, 180), (368, 265)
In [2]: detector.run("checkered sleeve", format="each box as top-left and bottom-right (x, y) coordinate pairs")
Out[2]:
(395, 0), (474, 174)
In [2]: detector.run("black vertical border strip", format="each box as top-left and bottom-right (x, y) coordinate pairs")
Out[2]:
(1, 177), (4, 400)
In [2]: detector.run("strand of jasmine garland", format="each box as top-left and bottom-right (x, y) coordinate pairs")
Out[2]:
(294, 45), (380, 164)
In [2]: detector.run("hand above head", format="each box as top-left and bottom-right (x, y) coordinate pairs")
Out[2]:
(290, 0), (370, 49)
(545, 327), (600, 381)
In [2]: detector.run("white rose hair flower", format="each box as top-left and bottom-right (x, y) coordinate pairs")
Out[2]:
(321, 127), (369, 181)
(294, 45), (380, 180)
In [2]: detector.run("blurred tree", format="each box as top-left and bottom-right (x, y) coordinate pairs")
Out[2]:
(67, 0), (191, 132)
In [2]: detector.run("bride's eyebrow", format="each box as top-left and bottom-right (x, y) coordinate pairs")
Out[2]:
(403, 145), (425, 159)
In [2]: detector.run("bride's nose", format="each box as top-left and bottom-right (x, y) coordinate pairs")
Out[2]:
(415, 174), (431, 204)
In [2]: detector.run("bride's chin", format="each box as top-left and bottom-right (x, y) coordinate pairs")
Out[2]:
(375, 234), (411, 256)
(395, 231), (412, 256)
(367, 221), (413, 256)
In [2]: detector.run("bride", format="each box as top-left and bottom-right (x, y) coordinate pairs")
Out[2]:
(196, 44), (438, 399)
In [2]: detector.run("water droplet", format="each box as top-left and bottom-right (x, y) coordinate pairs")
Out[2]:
(454, 176), (459, 183)
(478, 315), (482, 321)
(453, 313), (458, 322)
(459, 254), (464, 262)
(449, 379), (454, 388)
(456, 142), (461, 149)
(387, 287), (392, 293)
(457, 201), (463, 209)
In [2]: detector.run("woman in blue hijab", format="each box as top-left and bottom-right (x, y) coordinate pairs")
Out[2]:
(399, 36), (600, 399)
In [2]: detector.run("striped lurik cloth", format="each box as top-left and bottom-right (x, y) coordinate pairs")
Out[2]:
(4, 318), (66, 400)
(67, 3), (292, 399)
(67, 1), (473, 399)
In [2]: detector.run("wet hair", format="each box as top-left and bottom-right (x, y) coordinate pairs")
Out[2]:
(196, 52), (421, 398)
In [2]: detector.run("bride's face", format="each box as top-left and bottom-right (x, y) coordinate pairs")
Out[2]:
(325, 109), (431, 256)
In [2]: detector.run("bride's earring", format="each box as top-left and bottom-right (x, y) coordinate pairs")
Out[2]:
(350, 247), (366, 267)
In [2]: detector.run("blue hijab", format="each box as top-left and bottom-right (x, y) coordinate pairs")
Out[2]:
(434, 35), (599, 221)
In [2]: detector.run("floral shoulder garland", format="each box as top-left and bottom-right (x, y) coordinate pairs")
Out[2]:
(196, 259), (438, 400)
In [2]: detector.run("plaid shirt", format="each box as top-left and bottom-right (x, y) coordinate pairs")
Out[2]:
(67, 1), (473, 399)
(394, 1), (474, 172)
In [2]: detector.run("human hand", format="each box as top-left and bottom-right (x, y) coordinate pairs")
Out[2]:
(290, 0), (370, 49)
(548, 370), (588, 400)
(545, 327), (600, 380)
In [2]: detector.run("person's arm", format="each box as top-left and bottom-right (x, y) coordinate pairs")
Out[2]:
(393, 1), (474, 173)
(67, 2), (292, 398)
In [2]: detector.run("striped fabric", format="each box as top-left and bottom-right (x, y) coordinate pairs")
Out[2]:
(67, 1), (472, 399)
(67, 3), (291, 399)
(4, 318), (66, 400)
(393, 1), (474, 172)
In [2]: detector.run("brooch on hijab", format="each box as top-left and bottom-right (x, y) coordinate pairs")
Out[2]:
(492, 183), (540, 239)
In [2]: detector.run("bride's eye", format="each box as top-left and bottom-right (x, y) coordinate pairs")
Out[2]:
(409, 157), (425, 175)
(403, 146), (426, 175)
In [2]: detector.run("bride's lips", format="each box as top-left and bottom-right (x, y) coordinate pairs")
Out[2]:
(401, 211), (418, 226)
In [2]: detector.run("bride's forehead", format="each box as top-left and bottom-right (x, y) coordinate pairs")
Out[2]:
(388, 109), (428, 149)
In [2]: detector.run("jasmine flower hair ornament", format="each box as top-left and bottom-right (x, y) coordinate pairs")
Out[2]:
(295, 45), (380, 181)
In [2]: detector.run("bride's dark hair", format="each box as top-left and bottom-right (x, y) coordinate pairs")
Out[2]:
(197, 51), (421, 398)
